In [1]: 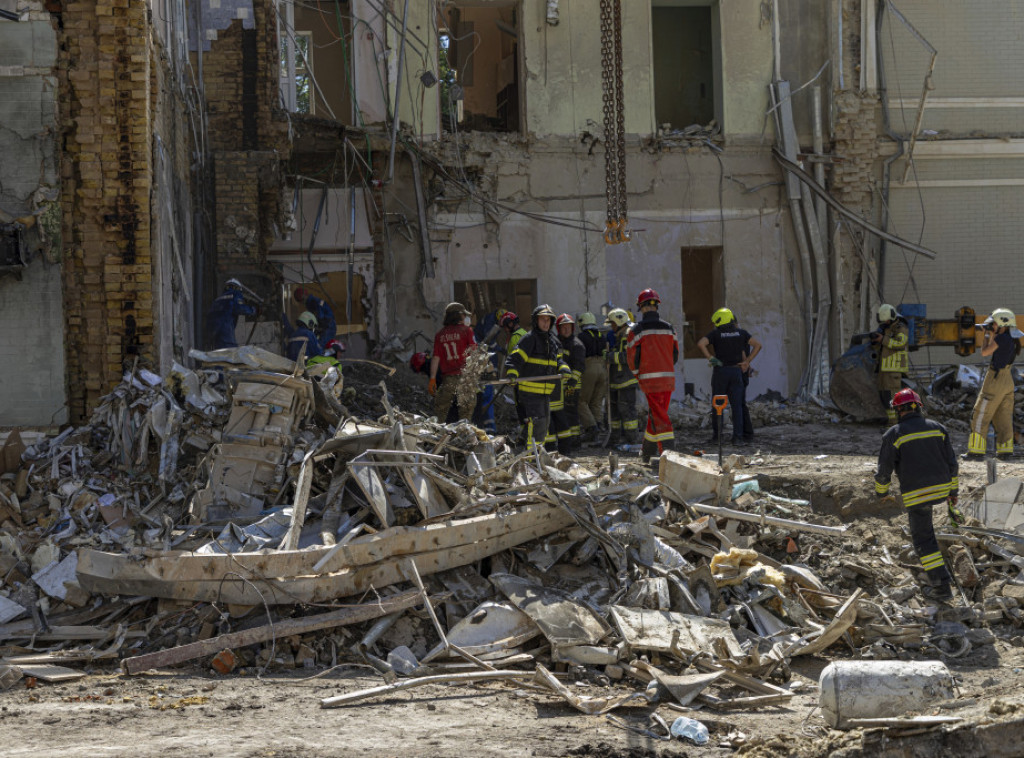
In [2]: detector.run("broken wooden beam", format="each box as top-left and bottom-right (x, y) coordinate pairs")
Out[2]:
(122, 589), (421, 675)
(321, 669), (533, 708)
(681, 501), (846, 537)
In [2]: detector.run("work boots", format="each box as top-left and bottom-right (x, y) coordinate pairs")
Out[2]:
(641, 438), (657, 463)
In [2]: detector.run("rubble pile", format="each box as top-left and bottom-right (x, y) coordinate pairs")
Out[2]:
(1, 349), (1023, 744)
(922, 364), (1024, 436)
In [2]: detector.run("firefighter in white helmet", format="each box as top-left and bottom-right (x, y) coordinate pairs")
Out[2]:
(871, 304), (909, 426)
(964, 308), (1022, 460)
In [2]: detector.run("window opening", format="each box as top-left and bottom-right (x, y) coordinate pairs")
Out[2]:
(454, 279), (537, 329)
(281, 30), (314, 114)
(681, 246), (723, 359)
(652, 4), (717, 130)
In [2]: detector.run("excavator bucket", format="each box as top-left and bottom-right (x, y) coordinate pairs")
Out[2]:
(829, 342), (886, 420)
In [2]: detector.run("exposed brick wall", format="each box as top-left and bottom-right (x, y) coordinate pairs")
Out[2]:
(60, 0), (156, 422)
(831, 91), (879, 216)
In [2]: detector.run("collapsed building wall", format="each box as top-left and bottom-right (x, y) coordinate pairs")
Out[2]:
(0, 5), (65, 426)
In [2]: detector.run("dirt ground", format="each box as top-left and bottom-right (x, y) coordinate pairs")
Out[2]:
(5, 416), (1024, 757)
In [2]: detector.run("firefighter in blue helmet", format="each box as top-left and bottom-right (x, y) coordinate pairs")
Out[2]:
(208, 278), (258, 349)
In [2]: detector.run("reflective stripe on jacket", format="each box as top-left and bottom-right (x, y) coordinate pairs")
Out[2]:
(878, 320), (909, 374)
(505, 329), (569, 395)
(609, 328), (637, 390)
(627, 312), (679, 394)
(875, 411), (959, 507)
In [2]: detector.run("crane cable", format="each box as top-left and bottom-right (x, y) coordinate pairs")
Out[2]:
(600, 0), (629, 244)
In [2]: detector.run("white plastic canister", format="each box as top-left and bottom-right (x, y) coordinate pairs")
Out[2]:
(819, 660), (955, 728)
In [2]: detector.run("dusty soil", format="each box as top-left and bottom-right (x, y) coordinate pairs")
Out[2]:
(6, 415), (1024, 757)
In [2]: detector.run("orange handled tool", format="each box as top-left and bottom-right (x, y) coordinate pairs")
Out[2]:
(712, 395), (728, 465)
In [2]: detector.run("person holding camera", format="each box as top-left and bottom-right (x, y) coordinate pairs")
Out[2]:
(964, 308), (1021, 460)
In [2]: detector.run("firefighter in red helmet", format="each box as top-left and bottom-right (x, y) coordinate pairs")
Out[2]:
(626, 288), (679, 462)
(874, 388), (961, 603)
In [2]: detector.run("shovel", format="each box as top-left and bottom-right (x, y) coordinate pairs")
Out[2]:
(712, 395), (729, 466)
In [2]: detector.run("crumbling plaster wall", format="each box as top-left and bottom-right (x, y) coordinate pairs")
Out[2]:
(0, 7), (65, 426)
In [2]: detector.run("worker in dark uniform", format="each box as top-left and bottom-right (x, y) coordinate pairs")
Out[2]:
(576, 312), (608, 443)
(471, 308), (506, 434)
(551, 313), (585, 455)
(627, 288), (679, 462)
(697, 307), (761, 446)
(965, 308), (1021, 460)
(208, 278), (257, 349)
(292, 287), (337, 345)
(605, 308), (639, 448)
(875, 388), (961, 602)
(505, 304), (570, 449)
(286, 311), (321, 362)
(872, 304), (909, 426)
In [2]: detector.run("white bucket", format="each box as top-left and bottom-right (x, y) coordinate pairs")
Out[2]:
(819, 660), (955, 728)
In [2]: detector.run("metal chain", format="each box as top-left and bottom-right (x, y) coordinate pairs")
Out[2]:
(599, 0), (619, 230)
(612, 0), (627, 233)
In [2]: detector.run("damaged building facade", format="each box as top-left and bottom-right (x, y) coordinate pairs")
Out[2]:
(0, 0), (1012, 425)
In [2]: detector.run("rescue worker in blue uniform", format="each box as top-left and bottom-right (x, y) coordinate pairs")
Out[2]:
(875, 388), (961, 602)
(291, 287), (337, 345)
(286, 311), (322, 362)
(208, 278), (258, 349)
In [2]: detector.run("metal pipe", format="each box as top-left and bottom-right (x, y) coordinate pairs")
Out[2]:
(387, 0), (411, 183)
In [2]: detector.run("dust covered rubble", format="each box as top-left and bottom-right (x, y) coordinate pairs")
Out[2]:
(0, 349), (1018, 744)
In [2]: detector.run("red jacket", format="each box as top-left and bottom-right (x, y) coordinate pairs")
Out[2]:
(433, 324), (476, 375)
(627, 311), (678, 393)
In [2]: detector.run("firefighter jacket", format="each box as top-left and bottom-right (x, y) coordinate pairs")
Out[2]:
(875, 411), (959, 507)
(627, 311), (679, 394)
(559, 334), (586, 385)
(877, 319), (909, 374)
(579, 327), (606, 359)
(608, 327), (638, 390)
(505, 328), (570, 396)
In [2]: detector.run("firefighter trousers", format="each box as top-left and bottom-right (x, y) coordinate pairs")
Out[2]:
(579, 357), (608, 430)
(517, 392), (551, 448)
(643, 390), (674, 452)
(907, 501), (951, 590)
(968, 366), (1015, 455)
(610, 385), (638, 444)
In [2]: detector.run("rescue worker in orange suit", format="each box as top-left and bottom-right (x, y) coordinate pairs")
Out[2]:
(550, 313), (586, 455)
(605, 308), (639, 448)
(875, 389), (961, 602)
(964, 308), (1022, 460)
(872, 304), (909, 427)
(505, 304), (570, 449)
(576, 312), (609, 443)
(698, 308), (761, 446)
(627, 289), (679, 462)
(429, 302), (477, 422)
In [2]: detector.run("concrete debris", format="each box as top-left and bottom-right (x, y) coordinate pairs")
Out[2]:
(0, 352), (1018, 742)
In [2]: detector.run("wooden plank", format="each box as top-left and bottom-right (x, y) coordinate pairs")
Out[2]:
(279, 450), (315, 552)
(787, 588), (863, 657)
(17, 664), (85, 683)
(123, 589), (421, 675)
(321, 670), (532, 708)
(350, 458), (393, 527)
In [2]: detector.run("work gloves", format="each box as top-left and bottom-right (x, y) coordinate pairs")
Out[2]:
(566, 377), (579, 395)
(708, 357), (723, 368)
(428, 377), (437, 396)
(948, 494), (964, 528)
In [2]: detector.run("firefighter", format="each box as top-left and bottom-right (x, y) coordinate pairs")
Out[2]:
(505, 304), (570, 449)
(498, 311), (529, 439)
(307, 338), (346, 369)
(965, 308), (1021, 460)
(208, 278), (258, 349)
(577, 312), (609, 443)
(605, 308), (639, 447)
(697, 307), (761, 445)
(410, 351), (431, 376)
(286, 311), (322, 362)
(291, 287), (337, 345)
(551, 313), (585, 454)
(429, 302), (477, 422)
(627, 288), (679, 462)
(872, 304), (909, 426)
(472, 308), (507, 434)
(875, 388), (961, 602)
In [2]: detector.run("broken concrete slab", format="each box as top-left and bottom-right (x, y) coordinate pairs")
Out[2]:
(659, 451), (732, 505)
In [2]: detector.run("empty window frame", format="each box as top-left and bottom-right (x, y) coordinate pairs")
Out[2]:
(651, 1), (720, 131)
(454, 279), (537, 327)
(441, 1), (522, 133)
(280, 30), (314, 114)
(681, 246), (724, 359)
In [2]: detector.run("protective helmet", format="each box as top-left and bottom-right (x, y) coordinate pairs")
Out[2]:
(225, 277), (243, 290)
(555, 313), (575, 332)
(991, 308), (1016, 327)
(877, 304), (898, 323)
(605, 308), (630, 328)
(410, 351), (429, 373)
(445, 301), (470, 316)
(499, 311), (520, 330)
(323, 338), (346, 357)
(711, 307), (735, 328)
(293, 286), (308, 303)
(891, 388), (923, 411)
(637, 288), (661, 308)
(577, 311), (597, 327)
(297, 311), (318, 330)
(532, 303), (556, 328)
